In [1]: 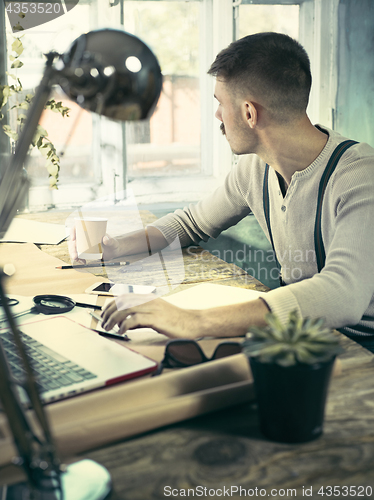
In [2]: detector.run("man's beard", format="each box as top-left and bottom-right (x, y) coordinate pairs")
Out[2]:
(220, 122), (226, 135)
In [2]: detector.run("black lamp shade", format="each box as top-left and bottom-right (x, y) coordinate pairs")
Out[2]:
(59, 28), (163, 121)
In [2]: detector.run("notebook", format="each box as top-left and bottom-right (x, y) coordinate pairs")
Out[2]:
(0, 316), (157, 405)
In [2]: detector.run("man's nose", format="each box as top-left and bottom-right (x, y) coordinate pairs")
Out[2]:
(215, 108), (222, 121)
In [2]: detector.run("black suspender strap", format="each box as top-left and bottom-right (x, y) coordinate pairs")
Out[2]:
(262, 139), (374, 337)
(312, 140), (374, 336)
(314, 140), (358, 271)
(263, 163), (282, 284)
(263, 140), (357, 278)
(262, 140), (358, 284)
(263, 163), (278, 264)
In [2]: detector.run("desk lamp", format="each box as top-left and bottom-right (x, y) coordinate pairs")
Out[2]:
(0, 28), (162, 499)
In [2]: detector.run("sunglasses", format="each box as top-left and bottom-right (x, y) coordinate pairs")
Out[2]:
(152, 339), (242, 376)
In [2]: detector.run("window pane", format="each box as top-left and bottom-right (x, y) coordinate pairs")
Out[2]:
(120, 1), (201, 178)
(4, 3), (95, 208)
(238, 4), (299, 40)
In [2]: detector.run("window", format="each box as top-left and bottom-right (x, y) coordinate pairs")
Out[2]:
(1, 0), (338, 210)
(3, 1), (95, 208)
(121, 1), (202, 179)
(90, 0), (209, 207)
(236, 3), (299, 40)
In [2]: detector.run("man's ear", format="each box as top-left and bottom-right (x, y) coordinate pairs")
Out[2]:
(243, 100), (257, 129)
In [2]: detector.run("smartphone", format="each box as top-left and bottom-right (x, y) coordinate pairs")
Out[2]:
(85, 282), (156, 296)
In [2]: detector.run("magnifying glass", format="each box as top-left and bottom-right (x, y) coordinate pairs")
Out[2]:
(32, 294), (102, 314)
(0, 297), (20, 307)
(3, 294), (102, 320)
(2, 294), (127, 341)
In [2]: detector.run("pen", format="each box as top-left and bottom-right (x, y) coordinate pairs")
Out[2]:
(56, 261), (129, 269)
(94, 329), (130, 342)
(89, 310), (129, 341)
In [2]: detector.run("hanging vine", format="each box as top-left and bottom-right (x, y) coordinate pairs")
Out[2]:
(0, 33), (70, 189)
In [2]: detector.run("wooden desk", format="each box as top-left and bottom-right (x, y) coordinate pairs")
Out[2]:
(1, 210), (374, 499)
(13, 209), (269, 294)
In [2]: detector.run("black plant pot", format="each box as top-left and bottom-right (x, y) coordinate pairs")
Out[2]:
(249, 356), (336, 443)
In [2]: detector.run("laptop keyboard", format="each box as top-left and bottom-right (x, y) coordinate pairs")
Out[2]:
(0, 330), (97, 394)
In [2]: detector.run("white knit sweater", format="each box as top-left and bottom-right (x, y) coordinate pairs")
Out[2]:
(151, 126), (374, 338)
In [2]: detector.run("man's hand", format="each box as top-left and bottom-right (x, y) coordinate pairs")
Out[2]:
(68, 226), (85, 264)
(68, 227), (121, 264)
(68, 226), (168, 263)
(100, 294), (270, 339)
(101, 294), (204, 339)
(101, 235), (121, 261)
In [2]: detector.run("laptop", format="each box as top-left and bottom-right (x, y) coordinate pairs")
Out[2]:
(0, 316), (157, 404)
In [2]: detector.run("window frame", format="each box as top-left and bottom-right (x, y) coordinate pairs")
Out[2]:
(0, 0), (341, 207)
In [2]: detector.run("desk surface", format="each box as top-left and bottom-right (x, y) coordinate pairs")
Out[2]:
(18, 209), (269, 293)
(1, 210), (374, 498)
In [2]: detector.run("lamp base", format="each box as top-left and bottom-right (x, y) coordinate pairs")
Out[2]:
(1, 459), (111, 500)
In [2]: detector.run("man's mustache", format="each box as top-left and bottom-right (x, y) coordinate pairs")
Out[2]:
(220, 122), (225, 135)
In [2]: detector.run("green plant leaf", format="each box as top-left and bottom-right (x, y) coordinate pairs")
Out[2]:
(37, 142), (51, 155)
(36, 125), (48, 137)
(11, 101), (29, 110)
(13, 24), (25, 32)
(46, 162), (59, 177)
(11, 60), (24, 69)
(3, 36), (68, 190)
(16, 114), (27, 125)
(49, 176), (58, 189)
(294, 345), (316, 363)
(276, 352), (296, 367)
(265, 313), (286, 340)
(0, 87), (8, 109)
(244, 310), (343, 366)
(12, 38), (24, 56)
(45, 99), (70, 117)
(2, 125), (18, 141)
(247, 326), (269, 340)
(5, 72), (17, 81)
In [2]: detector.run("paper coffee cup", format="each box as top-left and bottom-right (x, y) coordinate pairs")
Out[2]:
(75, 217), (108, 260)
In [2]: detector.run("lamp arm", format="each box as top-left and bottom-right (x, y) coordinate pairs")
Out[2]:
(0, 324), (35, 469)
(0, 52), (59, 225)
(0, 28), (162, 497)
(0, 271), (61, 489)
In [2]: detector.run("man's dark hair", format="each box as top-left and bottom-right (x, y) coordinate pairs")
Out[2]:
(208, 32), (312, 121)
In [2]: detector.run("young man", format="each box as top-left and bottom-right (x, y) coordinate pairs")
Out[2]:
(78, 33), (374, 349)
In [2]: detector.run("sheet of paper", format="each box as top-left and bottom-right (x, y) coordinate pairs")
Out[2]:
(58, 294), (99, 327)
(0, 218), (67, 244)
(0, 295), (35, 324)
(101, 283), (267, 344)
(0, 294), (99, 329)
(163, 283), (266, 309)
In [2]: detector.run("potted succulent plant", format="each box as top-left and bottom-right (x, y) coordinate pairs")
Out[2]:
(241, 310), (342, 443)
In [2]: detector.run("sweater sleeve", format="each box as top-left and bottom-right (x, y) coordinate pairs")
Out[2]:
(263, 147), (374, 329)
(149, 158), (253, 246)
